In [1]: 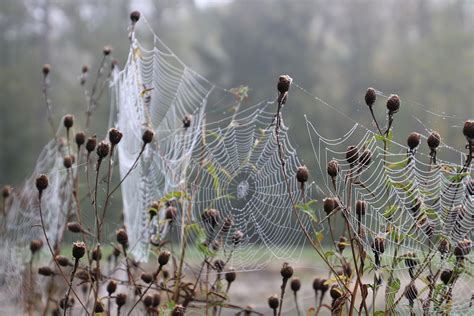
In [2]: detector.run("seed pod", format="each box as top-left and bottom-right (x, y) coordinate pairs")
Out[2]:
(330, 285), (342, 300)
(141, 273), (153, 284)
(182, 115), (192, 128)
(386, 94), (400, 114)
(427, 131), (441, 149)
(454, 238), (472, 259)
(337, 236), (347, 253)
(130, 10), (141, 23)
(2, 185), (12, 199)
(85, 136), (97, 153)
(355, 200), (367, 217)
(225, 268), (236, 283)
(202, 208), (219, 227)
(405, 284), (418, 303)
(142, 129), (155, 144)
(327, 160), (339, 178)
(438, 239), (450, 256)
(36, 174), (49, 193)
(158, 250), (171, 266)
(440, 269), (453, 285)
(42, 64), (51, 76)
(72, 241), (86, 259)
(63, 156), (73, 169)
(404, 252), (418, 269)
(92, 246), (102, 261)
(63, 115), (74, 129)
(346, 145), (359, 165)
(108, 128), (123, 145)
(407, 132), (421, 150)
(232, 230), (244, 245)
(75, 132), (85, 147)
(67, 222), (82, 233)
(280, 262), (294, 279)
(296, 166), (309, 183)
(172, 304), (185, 316)
(359, 149), (372, 166)
(55, 255), (71, 267)
(116, 228), (128, 246)
(107, 280), (117, 295)
(365, 87), (376, 107)
(372, 235), (385, 254)
(268, 295), (279, 310)
(277, 75), (292, 94)
(96, 141), (110, 159)
(116, 293), (127, 307)
(38, 266), (55, 276)
(94, 301), (104, 313)
(143, 294), (154, 308)
(152, 293), (161, 307)
(463, 120), (474, 142)
(290, 277), (301, 292)
(30, 239), (43, 254)
(323, 197), (337, 215)
(103, 46), (112, 56)
(222, 217), (234, 233)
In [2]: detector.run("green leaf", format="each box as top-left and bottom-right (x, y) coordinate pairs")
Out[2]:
(159, 191), (186, 203)
(374, 311), (385, 316)
(315, 231), (324, 243)
(296, 200), (319, 222)
(197, 242), (217, 257)
(385, 278), (400, 309)
(383, 205), (398, 219)
(387, 159), (408, 170)
(448, 172), (469, 183)
(324, 250), (335, 259)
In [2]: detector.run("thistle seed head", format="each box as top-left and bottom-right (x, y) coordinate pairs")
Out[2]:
(327, 159), (339, 178)
(386, 94), (400, 114)
(407, 132), (421, 150)
(72, 241), (86, 259)
(427, 131), (441, 149)
(365, 87), (376, 107)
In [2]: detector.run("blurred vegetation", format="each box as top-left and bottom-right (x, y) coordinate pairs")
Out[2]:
(0, 0), (473, 186)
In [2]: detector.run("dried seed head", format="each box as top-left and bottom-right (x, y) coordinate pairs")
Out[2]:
(290, 277), (301, 292)
(141, 273), (153, 284)
(103, 46), (112, 56)
(323, 197), (337, 216)
(75, 132), (86, 147)
(280, 262), (294, 279)
(96, 141), (110, 159)
(346, 145), (359, 165)
(63, 115), (74, 129)
(152, 293), (161, 307)
(386, 94), (400, 114)
(42, 64), (51, 76)
(232, 230), (244, 245)
(296, 165), (309, 183)
(327, 160), (340, 178)
(277, 75), (292, 94)
(330, 285), (342, 300)
(86, 136), (97, 153)
(172, 304), (185, 316)
(356, 200), (367, 217)
(182, 115), (192, 128)
(142, 129), (155, 144)
(55, 255), (71, 267)
(116, 293), (127, 307)
(202, 208), (219, 227)
(30, 239), (43, 253)
(38, 266), (55, 276)
(268, 295), (279, 310)
(92, 246), (102, 261)
(35, 174), (49, 193)
(404, 252), (418, 269)
(313, 278), (329, 293)
(372, 235), (385, 254)
(337, 236), (347, 252)
(72, 241), (86, 259)
(427, 131), (441, 149)
(225, 268), (236, 283)
(158, 250), (171, 266)
(107, 280), (117, 295)
(404, 284), (418, 303)
(130, 10), (141, 23)
(359, 149), (372, 166)
(81, 65), (89, 73)
(365, 87), (376, 107)
(454, 238), (472, 259)
(165, 206), (177, 221)
(67, 221), (82, 233)
(108, 128), (123, 145)
(143, 294), (154, 308)
(214, 259), (225, 272)
(2, 185), (12, 199)
(116, 228), (128, 246)
(440, 269), (453, 285)
(94, 301), (104, 313)
(222, 217), (234, 233)
(407, 132), (421, 150)
(438, 239), (450, 255)
(463, 120), (474, 142)
(63, 156), (73, 169)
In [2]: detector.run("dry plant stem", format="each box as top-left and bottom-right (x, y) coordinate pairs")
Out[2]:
(63, 258), (80, 316)
(42, 75), (56, 137)
(92, 158), (103, 309)
(38, 193), (89, 314)
(85, 55), (106, 130)
(28, 257), (34, 316)
(174, 198), (193, 304)
(293, 292), (301, 316)
(277, 278), (288, 316)
(369, 107), (383, 135)
(128, 266), (163, 315)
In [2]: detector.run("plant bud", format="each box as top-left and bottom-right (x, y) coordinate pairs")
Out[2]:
(280, 262), (293, 279)
(143, 294), (154, 308)
(72, 241), (86, 259)
(440, 269), (453, 285)
(130, 10), (141, 23)
(141, 273), (153, 284)
(36, 174), (49, 193)
(365, 87), (376, 107)
(86, 136), (97, 153)
(108, 128), (123, 145)
(107, 280), (117, 295)
(172, 304), (185, 316)
(277, 75), (292, 94)
(38, 266), (55, 276)
(407, 132), (421, 150)
(116, 228), (128, 246)
(327, 160), (339, 178)
(142, 128), (155, 144)
(63, 156), (73, 169)
(323, 197), (337, 215)
(116, 293), (127, 307)
(386, 94), (400, 114)
(96, 141), (110, 159)
(356, 200), (367, 217)
(63, 115), (74, 129)
(296, 165), (309, 183)
(463, 120), (474, 142)
(182, 115), (192, 128)
(42, 64), (51, 76)
(67, 222), (82, 233)
(225, 268), (236, 283)
(290, 277), (301, 292)
(268, 295), (279, 310)
(346, 145), (359, 165)
(92, 246), (102, 261)
(30, 239), (43, 253)
(158, 250), (171, 266)
(55, 255), (71, 267)
(427, 131), (441, 149)
(75, 132), (86, 147)
(103, 46), (112, 56)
